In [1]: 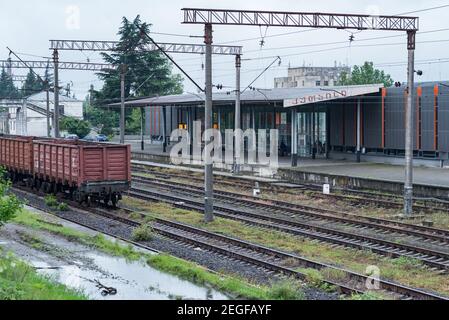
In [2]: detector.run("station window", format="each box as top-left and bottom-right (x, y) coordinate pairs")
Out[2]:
(324, 81), (329, 86)
(315, 80), (321, 86)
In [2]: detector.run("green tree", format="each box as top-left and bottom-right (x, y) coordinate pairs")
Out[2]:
(0, 68), (20, 99)
(338, 62), (394, 87)
(60, 116), (91, 138)
(22, 70), (44, 97)
(0, 167), (23, 227)
(126, 108), (143, 134)
(92, 15), (183, 134)
(84, 98), (119, 136)
(43, 61), (53, 87)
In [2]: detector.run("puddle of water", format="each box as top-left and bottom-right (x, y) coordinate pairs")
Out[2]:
(34, 252), (229, 300)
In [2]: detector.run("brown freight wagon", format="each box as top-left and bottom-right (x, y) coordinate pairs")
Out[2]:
(32, 139), (131, 205)
(0, 134), (34, 181)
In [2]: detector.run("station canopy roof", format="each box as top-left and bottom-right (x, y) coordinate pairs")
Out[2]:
(108, 84), (384, 109)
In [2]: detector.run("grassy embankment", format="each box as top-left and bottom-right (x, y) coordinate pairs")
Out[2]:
(11, 209), (306, 300)
(0, 250), (86, 300)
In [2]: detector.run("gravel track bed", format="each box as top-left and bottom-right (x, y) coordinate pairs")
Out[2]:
(11, 188), (338, 300)
(145, 183), (449, 255)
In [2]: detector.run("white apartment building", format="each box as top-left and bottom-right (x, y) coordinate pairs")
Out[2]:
(274, 64), (350, 88)
(0, 91), (83, 137)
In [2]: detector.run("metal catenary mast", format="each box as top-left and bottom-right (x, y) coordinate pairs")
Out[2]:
(181, 8), (419, 220)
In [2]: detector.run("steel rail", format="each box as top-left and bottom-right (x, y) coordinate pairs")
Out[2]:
(130, 168), (449, 241)
(132, 174), (449, 242)
(11, 187), (446, 299)
(125, 190), (447, 299)
(132, 165), (448, 213)
(128, 184), (449, 271)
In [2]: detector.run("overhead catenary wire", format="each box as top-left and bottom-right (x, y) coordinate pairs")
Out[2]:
(243, 27), (449, 54)
(213, 4), (449, 45)
(134, 21), (204, 93)
(242, 56), (281, 94)
(6, 47), (50, 89)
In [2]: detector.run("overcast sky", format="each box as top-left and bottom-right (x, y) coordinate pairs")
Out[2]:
(1, 0), (449, 99)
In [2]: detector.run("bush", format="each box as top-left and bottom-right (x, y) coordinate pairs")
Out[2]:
(0, 167), (23, 227)
(44, 195), (58, 208)
(392, 256), (422, 270)
(301, 268), (324, 288)
(60, 116), (91, 138)
(268, 279), (305, 300)
(131, 224), (154, 242)
(57, 203), (69, 211)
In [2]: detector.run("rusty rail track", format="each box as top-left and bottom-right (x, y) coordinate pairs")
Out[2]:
(11, 187), (448, 300)
(132, 164), (449, 213)
(129, 177), (449, 271)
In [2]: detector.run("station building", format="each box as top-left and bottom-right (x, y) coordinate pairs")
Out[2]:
(115, 81), (449, 166)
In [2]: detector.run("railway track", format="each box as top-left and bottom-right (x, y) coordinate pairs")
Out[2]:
(11, 187), (449, 300)
(114, 209), (447, 300)
(132, 164), (449, 213)
(129, 177), (449, 271)
(132, 174), (449, 242)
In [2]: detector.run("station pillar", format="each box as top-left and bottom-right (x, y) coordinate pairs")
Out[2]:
(291, 108), (298, 166)
(356, 98), (361, 163)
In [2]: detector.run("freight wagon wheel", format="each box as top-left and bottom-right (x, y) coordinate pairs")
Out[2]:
(103, 195), (110, 206)
(50, 182), (57, 195)
(36, 179), (42, 191)
(111, 194), (118, 208)
(73, 190), (82, 204)
(86, 196), (92, 207)
(44, 182), (52, 194)
(29, 178), (35, 190)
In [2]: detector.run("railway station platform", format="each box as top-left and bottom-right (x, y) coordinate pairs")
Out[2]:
(277, 160), (449, 199)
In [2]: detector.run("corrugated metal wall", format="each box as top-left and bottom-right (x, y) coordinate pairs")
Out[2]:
(344, 101), (356, 147)
(144, 106), (177, 137)
(329, 104), (344, 146)
(362, 94), (382, 149)
(421, 86), (435, 151)
(438, 85), (449, 152)
(328, 84), (448, 155)
(384, 88), (406, 150)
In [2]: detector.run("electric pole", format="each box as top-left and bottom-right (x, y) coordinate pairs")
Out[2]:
(204, 24), (214, 223)
(46, 88), (51, 137)
(120, 64), (127, 144)
(53, 49), (60, 138)
(234, 54), (241, 174)
(404, 30), (416, 215)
